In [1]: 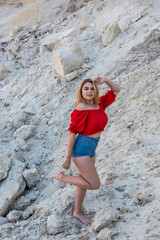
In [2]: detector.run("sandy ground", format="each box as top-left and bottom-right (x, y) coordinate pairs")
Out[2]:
(0, 0), (70, 36)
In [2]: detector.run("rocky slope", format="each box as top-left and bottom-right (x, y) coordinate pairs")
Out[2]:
(0, 0), (160, 239)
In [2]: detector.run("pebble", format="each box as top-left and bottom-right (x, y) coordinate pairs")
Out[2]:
(7, 210), (22, 222)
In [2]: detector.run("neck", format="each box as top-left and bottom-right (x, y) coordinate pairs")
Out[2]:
(86, 100), (94, 105)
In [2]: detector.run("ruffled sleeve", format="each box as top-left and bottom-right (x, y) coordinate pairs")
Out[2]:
(99, 90), (116, 109)
(68, 109), (88, 134)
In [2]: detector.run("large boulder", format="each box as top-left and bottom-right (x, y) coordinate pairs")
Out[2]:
(92, 208), (118, 232)
(0, 160), (26, 216)
(47, 214), (64, 235)
(13, 125), (36, 140)
(0, 152), (12, 182)
(53, 39), (84, 76)
(62, 70), (78, 82)
(9, 111), (27, 130)
(7, 210), (22, 222)
(13, 125), (36, 150)
(96, 228), (112, 240)
(12, 196), (31, 211)
(23, 167), (39, 187)
(102, 22), (121, 46)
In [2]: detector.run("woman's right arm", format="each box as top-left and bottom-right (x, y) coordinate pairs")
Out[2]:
(61, 132), (76, 169)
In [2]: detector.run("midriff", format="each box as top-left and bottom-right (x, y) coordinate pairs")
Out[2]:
(88, 131), (102, 138)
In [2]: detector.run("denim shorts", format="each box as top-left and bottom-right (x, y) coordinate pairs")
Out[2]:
(72, 134), (100, 158)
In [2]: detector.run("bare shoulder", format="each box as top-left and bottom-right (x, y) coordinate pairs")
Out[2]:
(76, 102), (87, 110)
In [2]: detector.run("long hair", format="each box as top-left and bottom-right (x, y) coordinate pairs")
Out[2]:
(76, 79), (99, 106)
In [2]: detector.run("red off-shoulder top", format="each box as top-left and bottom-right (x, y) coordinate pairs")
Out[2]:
(68, 90), (116, 135)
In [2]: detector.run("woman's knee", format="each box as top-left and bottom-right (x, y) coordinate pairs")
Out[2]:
(91, 180), (101, 190)
(80, 174), (100, 190)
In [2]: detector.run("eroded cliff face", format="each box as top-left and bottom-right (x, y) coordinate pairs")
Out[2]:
(0, 0), (160, 239)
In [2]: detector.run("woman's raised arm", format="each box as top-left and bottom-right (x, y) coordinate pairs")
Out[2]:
(94, 76), (120, 96)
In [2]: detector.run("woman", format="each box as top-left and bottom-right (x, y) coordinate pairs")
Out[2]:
(51, 76), (120, 225)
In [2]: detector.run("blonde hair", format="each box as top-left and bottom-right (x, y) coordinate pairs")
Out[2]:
(76, 79), (99, 106)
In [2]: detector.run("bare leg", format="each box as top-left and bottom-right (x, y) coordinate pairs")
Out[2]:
(74, 174), (87, 214)
(51, 171), (93, 189)
(73, 174), (90, 225)
(73, 156), (96, 225)
(51, 156), (100, 225)
(51, 156), (100, 190)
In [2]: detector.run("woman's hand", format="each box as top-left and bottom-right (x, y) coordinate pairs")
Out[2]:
(94, 76), (109, 85)
(61, 157), (71, 169)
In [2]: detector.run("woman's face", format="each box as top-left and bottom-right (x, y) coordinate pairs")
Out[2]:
(82, 82), (94, 101)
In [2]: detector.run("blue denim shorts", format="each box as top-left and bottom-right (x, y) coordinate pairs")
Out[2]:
(72, 134), (100, 158)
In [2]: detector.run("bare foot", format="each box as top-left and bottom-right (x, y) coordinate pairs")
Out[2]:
(50, 171), (64, 180)
(73, 211), (91, 226)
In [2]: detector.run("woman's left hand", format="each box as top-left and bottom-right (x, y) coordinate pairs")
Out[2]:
(61, 157), (71, 170)
(93, 76), (108, 85)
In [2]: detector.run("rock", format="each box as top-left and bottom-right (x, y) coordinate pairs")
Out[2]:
(92, 209), (118, 232)
(114, 186), (125, 192)
(40, 34), (60, 51)
(15, 138), (30, 151)
(0, 152), (12, 181)
(139, 7), (148, 17)
(13, 125), (36, 140)
(119, 206), (129, 214)
(133, 7), (148, 22)
(106, 172), (118, 181)
(47, 119), (54, 126)
(117, 15), (132, 32)
(12, 196), (31, 211)
(151, 163), (159, 169)
(7, 210), (22, 222)
(102, 23), (121, 46)
(22, 206), (35, 220)
(30, 116), (40, 126)
(39, 45), (48, 56)
(53, 39), (84, 76)
(10, 43), (19, 54)
(130, 95), (140, 99)
(25, 190), (40, 201)
(134, 192), (151, 205)
(62, 70), (78, 82)
(23, 107), (36, 116)
(9, 26), (22, 37)
(18, 60), (25, 68)
(0, 160), (26, 216)
(7, 51), (14, 61)
(123, 118), (133, 128)
(40, 27), (80, 51)
(0, 216), (9, 225)
(96, 228), (112, 240)
(13, 125), (35, 150)
(137, 235), (147, 240)
(135, 138), (141, 144)
(0, 65), (8, 81)
(80, 24), (87, 30)
(23, 167), (39, 187)
(45, 112), (52, 118)
(82, 64), (92, 69)
(126, 122), (133, 128)
(47, 214), (64, 235)
(143, 152), (149, 158)
(9, 111), (27, 130)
